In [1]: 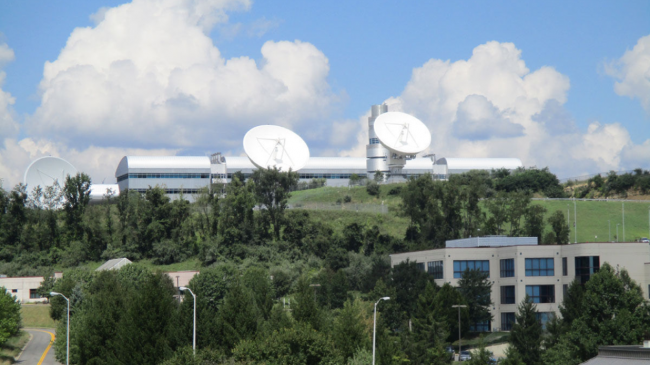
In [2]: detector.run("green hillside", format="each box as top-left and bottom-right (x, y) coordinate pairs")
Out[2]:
(289, 185), (650, 243)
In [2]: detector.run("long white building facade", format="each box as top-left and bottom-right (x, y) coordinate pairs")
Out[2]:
(113, 104), (523, 201)
(390, 238), (650, 332)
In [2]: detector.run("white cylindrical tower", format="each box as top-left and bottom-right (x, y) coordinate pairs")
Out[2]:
(366, 104), (390, 180)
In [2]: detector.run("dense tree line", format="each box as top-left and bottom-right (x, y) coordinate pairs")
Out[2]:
(570, 168), (650, 198)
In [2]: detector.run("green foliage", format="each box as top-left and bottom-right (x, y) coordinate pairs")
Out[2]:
(434, 283), (469, 342)
(0, 287), (21, 345)
(215, 279), (261, 353)
(233, 322), (342, 364)
(365, 181), (380, 196)
(251, 167), (299, 240)
(466, 336), (492, 365)
(293, 276), (322, 330)
(547, 210), (570, 244)
(509, 296), (542, 365)
(332, 299), (370, 361)
(457, 269), (493, 329)
(500, 346), (525, 365)
(410, 282), (451, 364)
(544, 263), (650, 363)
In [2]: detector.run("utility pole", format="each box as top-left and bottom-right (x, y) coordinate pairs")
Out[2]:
(574, 199), (577, 244)
(622, 202), (625, 242)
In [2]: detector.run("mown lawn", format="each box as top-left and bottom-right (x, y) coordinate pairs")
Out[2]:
(21, 304), (56, 328)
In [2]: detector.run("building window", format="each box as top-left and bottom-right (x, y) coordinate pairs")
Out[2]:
(562, 257), (567, 276)
(500, 259), (515, 277)
(11, 289), (17, 293)
(470, 320), (490, 332)
(575, 256), (600, 284)
(501, 286), (515, 304)
(536, 312), (555, 329)
(526, 285), (555, 303)
(563, 284), (568, 297)
(30, 289), (40, 299)
(369, 138), (380, 145)
(501, 312), (515, 331)
(525, 258), (554, 276)
(427, 261), (443, 279)
(416, 262), (425, 272)
(453, 260), (489, 279)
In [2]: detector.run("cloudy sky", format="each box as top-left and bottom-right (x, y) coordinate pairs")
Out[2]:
(0, 0), (649, 188)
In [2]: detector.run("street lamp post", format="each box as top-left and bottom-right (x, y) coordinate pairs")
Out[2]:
(617, 223), (620, 242)
(179, 287), (196, 356)
(452, 304), (468, 360)
(50, 292), (69, 365)
(372, 297), (390, 365)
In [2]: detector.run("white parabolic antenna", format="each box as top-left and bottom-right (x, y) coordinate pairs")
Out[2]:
(243, 125), (310, 171)
(373, 112), (431, 155)
(24, 156), (78, 190)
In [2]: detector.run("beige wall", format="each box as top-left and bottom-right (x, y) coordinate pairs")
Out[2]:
(0, 276), (47, 303)
(166, 271), (199, 288)
(391, 242), (650, 331)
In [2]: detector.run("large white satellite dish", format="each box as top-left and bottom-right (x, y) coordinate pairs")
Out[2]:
(243, 125), (310, 171)
(373, 112), (431, 155)
(24, 156), (78, 190)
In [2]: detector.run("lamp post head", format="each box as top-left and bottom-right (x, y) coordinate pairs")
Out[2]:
(452, 304), (468, 308)
(381, 297), (390, 301)
(50, 291), (60, 296)
(179, 286), (189, 291)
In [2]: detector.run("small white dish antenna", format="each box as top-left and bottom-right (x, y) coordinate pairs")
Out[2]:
(373, 112), (431, 155)
(243, 125), (310, 171)
(24, 156), (78, 190)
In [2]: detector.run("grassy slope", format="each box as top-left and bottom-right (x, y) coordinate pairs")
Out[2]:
(21, 305), (56, 328)
(290, 185), (650, 243)
(0, 330), (30, 365)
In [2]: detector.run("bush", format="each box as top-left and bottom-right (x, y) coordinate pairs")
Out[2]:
(366, 181), (380, 196)
(388, 186), (402, 196)
(0, 288), (22, 345)
(344, 195), (352, 203)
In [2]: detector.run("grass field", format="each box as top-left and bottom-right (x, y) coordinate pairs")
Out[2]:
(21, 304), (56, 328)
(0, 331), (31, 365)
(290, 186), (650, 243)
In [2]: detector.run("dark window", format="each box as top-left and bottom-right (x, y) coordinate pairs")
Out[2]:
(131, 188), (201, 195)
(470, 320), (490, 332)
(563, 284), (568, 297)
(500, 259), (515, 277)
(525, 258), (554, 276)
(501, 286), (515, 304)
(30, 289), (40, 299)
(416, 262), (425, 272)
(501, 312), (515, 331)
(562, 257), (567, 276)
(369, 138), (380, 145)
(427, 261), (443, 279)
(575, 256), (600, 284)
(453, 260), (490, 278)
(11, 289), (17, 293)
(536, 312), (555, 329)
(526, 285), (555, 303)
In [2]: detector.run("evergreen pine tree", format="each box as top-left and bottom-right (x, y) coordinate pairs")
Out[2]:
(510, 295), (542, 365)
(410, 282), (450, 364)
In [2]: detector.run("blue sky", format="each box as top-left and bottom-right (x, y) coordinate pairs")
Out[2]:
(0, 0), (649, 185)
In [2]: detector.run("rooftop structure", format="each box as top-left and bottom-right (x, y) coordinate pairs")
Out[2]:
(446, 236), (538, 248)
(581, 344), (650, 364)
(96, 258), (133, 271)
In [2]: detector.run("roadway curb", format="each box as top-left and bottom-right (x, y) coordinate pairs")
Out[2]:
(14, 331), (34, 361)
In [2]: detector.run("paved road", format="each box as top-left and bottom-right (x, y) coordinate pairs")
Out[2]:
(16, 329), (60, 365)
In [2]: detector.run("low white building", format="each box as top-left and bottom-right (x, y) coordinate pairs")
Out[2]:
(0, 272), (63, 303)
(391, 238), (650, 332)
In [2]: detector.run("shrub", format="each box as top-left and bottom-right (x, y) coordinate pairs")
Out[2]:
(366, 181), (380, 196)
(343, 195), (352, 203)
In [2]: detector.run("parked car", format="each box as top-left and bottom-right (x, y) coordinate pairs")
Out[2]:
(641, 237), (649, 243)
(459, 351), (472, 361)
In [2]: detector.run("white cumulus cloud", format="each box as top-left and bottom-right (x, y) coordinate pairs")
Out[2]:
(341, 41), (647, 178)
(0, 42), (18, 142)
(27, 0), (336, 151)
(606, 34), (650, 113)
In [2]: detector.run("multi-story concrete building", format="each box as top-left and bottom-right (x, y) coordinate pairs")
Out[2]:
(0, 272), (63, 303)
(390, 237), (650, 332)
